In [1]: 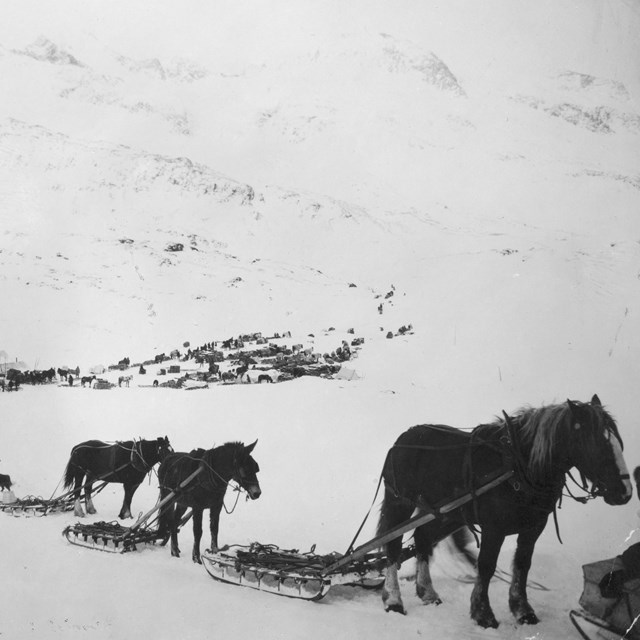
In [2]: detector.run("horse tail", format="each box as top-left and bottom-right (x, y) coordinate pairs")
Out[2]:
(449, 527), (477, 568)
(376, 448), (397, 538)
(63, 448), (79, 490)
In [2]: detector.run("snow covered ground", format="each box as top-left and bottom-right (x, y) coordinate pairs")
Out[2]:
(1, 0), (639, 638)
(1, 361), (639, 640)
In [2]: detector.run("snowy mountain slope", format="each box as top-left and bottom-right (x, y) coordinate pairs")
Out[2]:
(0, 3), (639, 637)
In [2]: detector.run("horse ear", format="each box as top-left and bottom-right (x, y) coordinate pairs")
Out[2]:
(591, 394), (602, 406)
(567, 399), (581, 419)
(245, 439), (258, 454)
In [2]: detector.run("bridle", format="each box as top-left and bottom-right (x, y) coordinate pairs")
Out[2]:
(129, 439), (152, 473)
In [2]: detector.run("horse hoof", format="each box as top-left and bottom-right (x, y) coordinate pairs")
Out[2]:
(385, 604), (406, 615)
(416, 585), (442, 605)
(517, 612), (539, 625)
(475, 616), (499, 629)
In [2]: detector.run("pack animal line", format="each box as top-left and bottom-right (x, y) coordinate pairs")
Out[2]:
(377, 395), (631, 628)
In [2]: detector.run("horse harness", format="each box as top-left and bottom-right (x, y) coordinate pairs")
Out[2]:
(161, 452), (247, 515)
(385, 412), (613, 546)
(128, 439), (155, 474)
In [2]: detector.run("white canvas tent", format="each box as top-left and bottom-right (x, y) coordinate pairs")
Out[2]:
(334, 366), (361, 381)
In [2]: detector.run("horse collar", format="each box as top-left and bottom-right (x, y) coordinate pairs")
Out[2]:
(130, 441), (149, 473)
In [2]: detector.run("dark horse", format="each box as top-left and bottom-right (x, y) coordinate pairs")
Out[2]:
(64, 437), (173, 519)
(378, 395), (632, 628)
(158, 440), (261, 563)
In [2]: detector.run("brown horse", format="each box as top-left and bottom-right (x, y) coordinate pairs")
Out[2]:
(378, 395), (631, 628)
(158, 441), (261, 563)
(64, 437), (173, 518)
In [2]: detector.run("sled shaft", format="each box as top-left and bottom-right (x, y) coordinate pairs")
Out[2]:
(323, 469), (513, 574)
(131, 467), (202, 530)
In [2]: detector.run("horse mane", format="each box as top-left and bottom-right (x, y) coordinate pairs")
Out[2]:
(202, 441), (247, 466)
(504, 401), (615, 481)
(213, 441), (246, 455)
(509, 404), (573, 479)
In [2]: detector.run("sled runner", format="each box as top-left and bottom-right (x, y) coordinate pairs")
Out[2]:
(1, 481), (108, 517)
(570, 609), (631, 640)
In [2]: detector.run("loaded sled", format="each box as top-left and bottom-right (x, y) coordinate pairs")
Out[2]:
(1, 481), (108, 517)
(63, 468), (201, 552)
(571, 557), (640, 640)
(201, 469), (513, 600)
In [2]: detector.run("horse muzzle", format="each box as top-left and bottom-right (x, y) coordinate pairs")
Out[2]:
(245, 484), (262, 500)
(597, 480), (632, 506)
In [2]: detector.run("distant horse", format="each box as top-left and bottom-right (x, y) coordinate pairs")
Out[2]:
(0, 474), (12, 491)
(378, 395), (632, 628)
(158, 440), (261, 563)
(64, 437), (173, 518)
(236, 365), (249, 381)
(118, 375), (132, 387)
(81, 375), (96, 388)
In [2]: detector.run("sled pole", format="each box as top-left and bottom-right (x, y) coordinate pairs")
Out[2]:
(323, 470), (514, 575)
(131, 467), (203, 531)
(50, 461), (134, 503)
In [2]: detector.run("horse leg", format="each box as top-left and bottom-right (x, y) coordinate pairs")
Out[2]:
(414, 523), (441, 605)
(379, 495), (413, 614)
(119, 482), (140, 519)
(85, 478), (97, 515)
(208, 497), (224, 553)
(508, 519), (546, 624)
(170, 504), (188, 558)
(192, 508), (204, 564)
(73, 472), (85, 517)
(470, 527), (505, 628)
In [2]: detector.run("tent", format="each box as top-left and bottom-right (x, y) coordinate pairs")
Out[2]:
(334, 366), (361, 381)
(89, 364), (106, 375)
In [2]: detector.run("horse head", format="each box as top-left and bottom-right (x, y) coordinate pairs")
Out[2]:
(156, 436), (174, 462)
(232, 440), (261, 500)
(153, 436), (173, 462)
(567, 395), (632, 506)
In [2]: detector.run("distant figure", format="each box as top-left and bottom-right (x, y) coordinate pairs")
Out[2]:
(68, 375), (74, 386)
